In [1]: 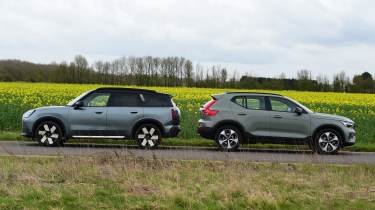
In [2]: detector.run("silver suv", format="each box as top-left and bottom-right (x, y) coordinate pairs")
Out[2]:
(198, 92), (356, 154)
(22, 88), (180, 149)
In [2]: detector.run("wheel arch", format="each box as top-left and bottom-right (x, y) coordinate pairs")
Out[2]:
(32, 116), (67, 139)
(312, 124), (345, 142)
(131, 118), (164, 139)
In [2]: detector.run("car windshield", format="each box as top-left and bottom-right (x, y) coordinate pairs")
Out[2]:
(67, 90), (92, 106)
(285, 97), (314, 113)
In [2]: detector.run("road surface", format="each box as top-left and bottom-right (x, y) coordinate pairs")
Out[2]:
(0, 141), (374, 165)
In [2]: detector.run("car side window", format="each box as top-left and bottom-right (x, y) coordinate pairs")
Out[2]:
(246, 97), (264, 110)
(141, 93), (172, 107)
(270, 97), (297, 112)
(232, 96), (265, 110)
(109, 92), (140, 107)
(233, 97), (246, 108)
(83, 93), (110, 107)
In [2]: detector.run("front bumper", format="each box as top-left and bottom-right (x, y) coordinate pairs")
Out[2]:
(343, 132), (356, 146)
(21, 118), (34, 138)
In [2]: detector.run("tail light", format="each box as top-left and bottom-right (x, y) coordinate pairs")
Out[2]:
(202, 99), (219, 117)
(171, 108), (179, 123)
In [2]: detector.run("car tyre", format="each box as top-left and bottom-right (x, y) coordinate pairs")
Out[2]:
(135, 123), (161, 149)
(215, 125), (242, 151)
(313, 128), (342, 155)
(35, 121), (64, 147)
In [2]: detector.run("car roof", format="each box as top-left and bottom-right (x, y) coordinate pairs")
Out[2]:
(225, 92), (283, 96)
(93, 87), (173, 97)
(94, 87), (157, 93)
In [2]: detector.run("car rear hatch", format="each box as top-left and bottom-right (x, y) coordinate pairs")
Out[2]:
(199, 94), (224, 119)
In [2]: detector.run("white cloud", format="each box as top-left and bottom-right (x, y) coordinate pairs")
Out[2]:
(0, 0), (375, 78)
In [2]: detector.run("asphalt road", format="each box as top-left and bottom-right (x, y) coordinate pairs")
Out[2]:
(0, 141), (374, 165)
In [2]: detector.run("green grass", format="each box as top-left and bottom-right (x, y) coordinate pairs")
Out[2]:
(0, 155), (374, 209)
(1, 130), (374, 152)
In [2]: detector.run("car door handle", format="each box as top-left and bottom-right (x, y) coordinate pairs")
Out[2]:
(273, 115), (282, 119)
(95, 112), (103, 114)
(238, 113), (247, 116)
(130, 111), (138, 114)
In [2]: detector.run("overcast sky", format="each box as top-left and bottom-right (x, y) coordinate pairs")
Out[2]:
(1, 0), (374, 78)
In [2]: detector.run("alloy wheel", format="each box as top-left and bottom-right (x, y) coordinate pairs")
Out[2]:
(218, 129), (239, 149)
(136, 125), (160, 148)
(318, 131), (339, 153)
(36, 122), (61, 146)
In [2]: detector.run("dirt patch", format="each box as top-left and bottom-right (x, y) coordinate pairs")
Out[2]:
(128, 185), (158, 196)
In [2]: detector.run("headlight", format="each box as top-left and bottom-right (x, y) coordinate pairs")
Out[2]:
(23, 110), (36, 118)
(340, 121), (354, 128)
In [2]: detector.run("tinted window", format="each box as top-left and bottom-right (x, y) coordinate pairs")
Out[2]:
(232, 96), (265, 110)
(233, 97), (246, 108)
(142, 93), (172, 107)
(109, 92), (140, 107)
(83, 93), (110, 107)
(270, 97), (297, 112)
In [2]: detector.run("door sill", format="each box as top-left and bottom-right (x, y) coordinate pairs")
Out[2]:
(72, 136), (125, 139)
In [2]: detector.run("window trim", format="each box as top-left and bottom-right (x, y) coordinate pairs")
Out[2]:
(77, 91), (173, 108)
(231, 95), (266, 111)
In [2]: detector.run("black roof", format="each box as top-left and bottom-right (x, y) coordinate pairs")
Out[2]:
(94, 87), (157, 93)
(225, 92), (282, 96)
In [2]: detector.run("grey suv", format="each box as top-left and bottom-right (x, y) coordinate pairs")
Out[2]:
(22, 88), (180, 148)
(198, 92), (356, 154)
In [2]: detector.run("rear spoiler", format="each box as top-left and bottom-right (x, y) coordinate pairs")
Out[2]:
(150, 92), (173, 98)
(211, 93), (225, 100)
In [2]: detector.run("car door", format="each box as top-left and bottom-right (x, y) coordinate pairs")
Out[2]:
(106, 92), (144, 137)
(68, 92), (110, 136)
(267, 96), (310, 139)
(231, 95), (270, 136)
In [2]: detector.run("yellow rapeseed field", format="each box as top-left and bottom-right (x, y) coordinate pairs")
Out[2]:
(0, 82), (374, 142)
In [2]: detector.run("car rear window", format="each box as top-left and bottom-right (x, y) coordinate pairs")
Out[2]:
(109, 92), (140, 107)
(141, 93), (173, 107)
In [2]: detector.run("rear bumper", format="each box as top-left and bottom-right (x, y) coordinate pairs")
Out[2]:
(164, 125), (181, 138)
(197, 125), (215, 139)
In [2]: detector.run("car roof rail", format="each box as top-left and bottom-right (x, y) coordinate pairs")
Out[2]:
(94, 87), (157, 93)
(225, 92), (283, 96)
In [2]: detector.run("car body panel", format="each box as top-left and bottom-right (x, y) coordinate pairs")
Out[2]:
(106, 107), (144, 137)
(68, 106), (108, 136)
(230, 104), (270, 136)
(268, 111), (310, 139)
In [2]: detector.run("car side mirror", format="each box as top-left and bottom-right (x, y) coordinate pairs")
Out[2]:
(73, 101), (84, 109)
(294, 107), (303, 115)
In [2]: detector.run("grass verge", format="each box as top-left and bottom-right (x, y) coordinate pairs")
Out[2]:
(1, 130), (374, 152)
(0, 155), (374, 209)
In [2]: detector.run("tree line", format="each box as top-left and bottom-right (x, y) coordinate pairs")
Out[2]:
(0, 55), (374, 93)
